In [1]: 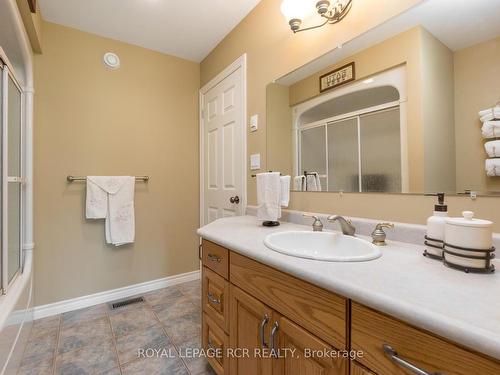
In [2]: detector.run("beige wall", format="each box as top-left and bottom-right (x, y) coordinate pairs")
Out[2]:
(201, 0), (500, 229)
(420, 28), (455, 193)
(454, 37), (500, 193)
(266, 83), (292, 176)
(34, 22), (200, 305)
(201, 0), (424, 204)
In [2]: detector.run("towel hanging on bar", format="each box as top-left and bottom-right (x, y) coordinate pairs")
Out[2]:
(67, 175), (150, 182)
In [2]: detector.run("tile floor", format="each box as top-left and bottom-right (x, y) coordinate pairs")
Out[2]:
(18, 280), (215, 375)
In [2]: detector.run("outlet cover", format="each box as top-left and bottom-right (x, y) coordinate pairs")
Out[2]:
(250, 114), (258, 132)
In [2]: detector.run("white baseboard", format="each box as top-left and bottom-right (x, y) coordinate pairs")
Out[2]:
(32, 270), (200, 321)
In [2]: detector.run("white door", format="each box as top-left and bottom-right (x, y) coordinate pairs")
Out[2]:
(201, 58), (246, 225)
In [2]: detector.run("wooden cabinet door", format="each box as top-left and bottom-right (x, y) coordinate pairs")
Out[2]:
(230, 284), (273, 375)
(273, 315), (347, 375)
(350, 361), (376, 375)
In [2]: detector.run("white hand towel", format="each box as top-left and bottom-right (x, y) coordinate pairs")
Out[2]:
(486, 159), (500, 177)
(485, 140), (500, 158)
(479, 107), (500, 122)
(305, 172), (322, 191)
(86, 179), (108, 219)
(293, 176), (305, 191)
(481, 121), (500, 138)
(280, 176), (291, 208)
(315, 173), (322, 192)
(306, 174), (318, 191)
(257, 172), (281, 221)
(86, 176), (135, 246)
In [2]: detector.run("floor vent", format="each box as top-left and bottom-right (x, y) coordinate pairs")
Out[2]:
(110, 296), (144, 309)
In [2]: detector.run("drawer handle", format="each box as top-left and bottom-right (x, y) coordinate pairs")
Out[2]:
(270, 321), (279, 358)
(207, 253), (222, 263)
(260, 314), (270, 348)
(207, 292), (222, 305)
(383, 344), (443, 375)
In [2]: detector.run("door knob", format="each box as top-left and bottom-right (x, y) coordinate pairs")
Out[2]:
(230, 196), (240, 204)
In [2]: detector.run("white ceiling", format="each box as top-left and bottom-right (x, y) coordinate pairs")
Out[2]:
(278, 0), (500, 85)
(39, 0), (262, 62)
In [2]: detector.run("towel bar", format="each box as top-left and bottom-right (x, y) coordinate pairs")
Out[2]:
(67, 175), (150, 182)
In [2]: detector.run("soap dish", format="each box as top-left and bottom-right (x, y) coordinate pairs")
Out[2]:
(443, 242), (495, 274)
(423, 235), (444, 260)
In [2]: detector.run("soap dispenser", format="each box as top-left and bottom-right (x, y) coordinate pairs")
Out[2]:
(424, 193), (448, 259)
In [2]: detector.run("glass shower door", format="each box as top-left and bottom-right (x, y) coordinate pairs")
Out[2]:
(7, 75), (22, 283)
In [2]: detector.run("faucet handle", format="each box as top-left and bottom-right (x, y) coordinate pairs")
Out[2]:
(303, 213), (323, 232)
(371, 223), (394, 246)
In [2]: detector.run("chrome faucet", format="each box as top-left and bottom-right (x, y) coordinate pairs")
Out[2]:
(327, 215), (356, 236)
(303, 213), (323, 231)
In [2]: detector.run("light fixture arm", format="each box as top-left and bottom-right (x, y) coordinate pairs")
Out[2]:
(289, 0), (352, 34)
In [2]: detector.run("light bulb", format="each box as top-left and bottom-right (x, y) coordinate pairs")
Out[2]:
(280, 0), (316, 21)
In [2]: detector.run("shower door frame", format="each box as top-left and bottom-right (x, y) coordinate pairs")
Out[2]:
(292, 65), (409, 193)
(0, 48), (25, 294)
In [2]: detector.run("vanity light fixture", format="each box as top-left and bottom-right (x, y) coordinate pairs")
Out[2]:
(281, 0), (352, 33)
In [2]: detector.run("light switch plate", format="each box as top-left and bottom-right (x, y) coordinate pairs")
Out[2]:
(250, 153), (261, 170)
(250, 114), (258, 132)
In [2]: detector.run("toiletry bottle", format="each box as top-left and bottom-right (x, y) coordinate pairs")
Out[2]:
(426, 193), (448, 246)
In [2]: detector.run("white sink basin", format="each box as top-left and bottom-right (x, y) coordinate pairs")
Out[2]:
(263, 231), (382, 262)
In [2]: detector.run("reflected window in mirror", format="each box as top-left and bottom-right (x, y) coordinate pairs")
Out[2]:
(297, 85), (402, 193)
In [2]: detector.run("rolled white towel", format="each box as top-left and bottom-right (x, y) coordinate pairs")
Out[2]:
(479, 107), (500, 122)
(485, 140), (500, 158)
(486, 159), (500, 177)
(481, 121), (500, 138)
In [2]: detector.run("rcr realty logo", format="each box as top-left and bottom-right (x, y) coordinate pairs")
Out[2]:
(138, 347), (364, 360)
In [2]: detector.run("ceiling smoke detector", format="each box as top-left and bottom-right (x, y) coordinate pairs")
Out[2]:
(103, 52), (120, 69)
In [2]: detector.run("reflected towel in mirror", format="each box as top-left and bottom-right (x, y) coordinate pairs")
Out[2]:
(293, 176), (305, 191)
(485, 140), (500, 158)
(481, 121), (500, 138)
(306, 172), (322, 191)
(479, 107), (500, 122)
(486, 159), (500, 177)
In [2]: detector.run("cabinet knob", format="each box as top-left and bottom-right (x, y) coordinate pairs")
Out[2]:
(229, 196), (240, 204)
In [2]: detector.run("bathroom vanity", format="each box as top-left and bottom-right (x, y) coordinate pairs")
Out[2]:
(198, 216), (500, 375)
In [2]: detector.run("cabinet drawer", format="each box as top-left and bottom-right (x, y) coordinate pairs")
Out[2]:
(202, 240), (229, 279)
(230, 253), (347, 350)
(351, 302), (500, 375)
(202, 313), (230, 375)
(202, 266), (230, 333)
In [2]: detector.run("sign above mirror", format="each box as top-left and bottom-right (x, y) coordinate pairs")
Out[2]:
(319, 62), (355, 92)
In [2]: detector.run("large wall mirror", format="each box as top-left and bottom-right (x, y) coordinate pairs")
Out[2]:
(266, 0), (500, 195)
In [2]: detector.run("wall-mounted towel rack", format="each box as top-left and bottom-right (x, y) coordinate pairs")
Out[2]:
(251, 171), (282, 178)
(67, 175), (150, 182)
